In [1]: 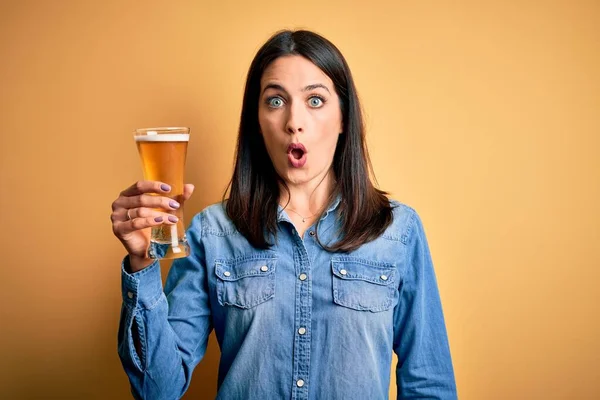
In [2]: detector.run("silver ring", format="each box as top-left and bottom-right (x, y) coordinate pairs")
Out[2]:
(126, 209), (132, 221)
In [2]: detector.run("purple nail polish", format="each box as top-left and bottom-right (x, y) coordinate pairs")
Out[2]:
(168, 216), (178, 223)
(160, 184), (171, 192)
(154, 216), (163, 223)
(169, 200), (180, 209)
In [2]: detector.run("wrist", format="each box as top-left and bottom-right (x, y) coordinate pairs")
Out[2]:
(128, 254), (154, 273)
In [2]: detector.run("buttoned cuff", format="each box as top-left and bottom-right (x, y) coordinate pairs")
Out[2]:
(121, 256), (163, 310)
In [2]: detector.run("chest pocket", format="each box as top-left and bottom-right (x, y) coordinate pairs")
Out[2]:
(331, 258), (396, 312)
(215, 257), (277, 309)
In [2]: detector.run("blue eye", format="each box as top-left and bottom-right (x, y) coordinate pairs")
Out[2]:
(267, 97), (284, 108)
(308, 96), (324, 108)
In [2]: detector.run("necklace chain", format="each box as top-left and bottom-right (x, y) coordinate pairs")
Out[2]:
(285, 207), (317, 223)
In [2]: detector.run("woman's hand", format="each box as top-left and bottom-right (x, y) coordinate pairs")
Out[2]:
(110, 181), (195, 272)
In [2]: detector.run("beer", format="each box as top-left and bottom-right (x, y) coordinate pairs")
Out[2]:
(134, 128), (190, 259)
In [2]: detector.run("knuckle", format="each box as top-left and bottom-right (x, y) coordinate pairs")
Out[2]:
(135, 181), (144, 192)
(111, 223), (121, 236)
(132, 218), (145, 230)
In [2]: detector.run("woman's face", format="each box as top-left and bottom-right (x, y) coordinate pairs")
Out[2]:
(258, 55), (343, 187)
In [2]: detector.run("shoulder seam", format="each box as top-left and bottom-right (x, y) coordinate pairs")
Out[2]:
(199, 204), (240, 237)
(381, 202), (417, 245)
(401, 208), (418, 245)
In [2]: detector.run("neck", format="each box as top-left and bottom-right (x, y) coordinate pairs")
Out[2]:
(279, 168), (335, 218)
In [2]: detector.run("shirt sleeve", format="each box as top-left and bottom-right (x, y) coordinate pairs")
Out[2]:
(393, 209), (458, 399)
(117, 212), (213, 400)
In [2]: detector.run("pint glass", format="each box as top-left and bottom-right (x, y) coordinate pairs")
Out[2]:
(134, 127), (190, 259)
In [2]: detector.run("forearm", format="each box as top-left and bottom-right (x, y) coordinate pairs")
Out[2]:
(394, 210), (457, 399)
(118, 260), (190, 399)
(119, 295), (189, 399)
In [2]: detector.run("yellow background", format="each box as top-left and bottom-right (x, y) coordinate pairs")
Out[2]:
(1, 1), (598, 399)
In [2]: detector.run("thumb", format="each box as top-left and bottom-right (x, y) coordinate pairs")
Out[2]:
(183, 183), (195, 201)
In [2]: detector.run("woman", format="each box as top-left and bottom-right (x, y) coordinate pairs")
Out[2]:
(112, 30), (457, 399)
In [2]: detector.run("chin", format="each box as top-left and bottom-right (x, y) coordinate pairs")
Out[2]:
(284, 173), (310, 185)
(281, 168), (312, 185)
(277, 161), (333, 187)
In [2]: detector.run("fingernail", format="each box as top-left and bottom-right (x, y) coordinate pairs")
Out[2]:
(160, 184), (171, 192)
(168, 216), (178, 223)
(169, 200), (180, 209)
(154, 216), (163, 222)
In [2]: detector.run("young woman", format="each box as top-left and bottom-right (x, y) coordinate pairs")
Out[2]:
(111, 30), (457, 399)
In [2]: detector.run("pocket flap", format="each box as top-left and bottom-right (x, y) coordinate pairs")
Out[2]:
(331, 258), (395, 286)
(215, 257), (277, 281)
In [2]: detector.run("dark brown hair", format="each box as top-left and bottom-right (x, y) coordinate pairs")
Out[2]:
(225, 29), (392, 252)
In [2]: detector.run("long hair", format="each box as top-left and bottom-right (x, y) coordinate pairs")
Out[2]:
(225, 29), (392, 252)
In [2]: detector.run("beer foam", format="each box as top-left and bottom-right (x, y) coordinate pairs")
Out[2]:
(135, 134), (189, 142)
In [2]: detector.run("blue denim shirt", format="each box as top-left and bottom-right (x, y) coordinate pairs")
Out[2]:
(118, 199), (457, 399)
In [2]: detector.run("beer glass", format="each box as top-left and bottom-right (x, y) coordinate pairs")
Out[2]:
(134, 127), (190, 259)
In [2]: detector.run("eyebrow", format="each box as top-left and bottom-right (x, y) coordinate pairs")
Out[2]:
(303, 83), (331, 93)
(262, 83), (331, 95)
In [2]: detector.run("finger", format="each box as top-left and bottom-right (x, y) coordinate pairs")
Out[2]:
(125, 207), (174, 221)
(182, 184), (195, 201)
(120, 180), (172, 197)
(115, 193), (181, 212)
(114, 213), (179, 236)
(111, 207), (132, 222)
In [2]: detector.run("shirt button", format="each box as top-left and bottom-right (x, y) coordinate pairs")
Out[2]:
(296, 379), (305, 387)
(223, 271), (231, 277)
(340, 269), (347, 275)
(299, 273), (307, 281)
(380, 275), (388, 281)
(260, 265), (269, 272)
(309, 230), (315, 236)
(298, 327), (306, 335)
(127, 291), (134, 299)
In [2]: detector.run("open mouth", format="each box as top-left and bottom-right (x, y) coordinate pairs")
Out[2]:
(287, 143), (307, 168)
(291, 148), (304, 159)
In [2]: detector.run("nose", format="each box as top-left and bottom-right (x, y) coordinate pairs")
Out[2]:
(285, 101), (304, 135)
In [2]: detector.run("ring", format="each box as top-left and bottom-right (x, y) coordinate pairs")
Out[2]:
(126, 209), (132, 221)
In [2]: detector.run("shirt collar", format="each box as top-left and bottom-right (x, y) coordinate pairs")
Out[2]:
(321, 194), (342, 221)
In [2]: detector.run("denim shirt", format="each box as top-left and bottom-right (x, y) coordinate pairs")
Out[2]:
(118, 199), (457, 399)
